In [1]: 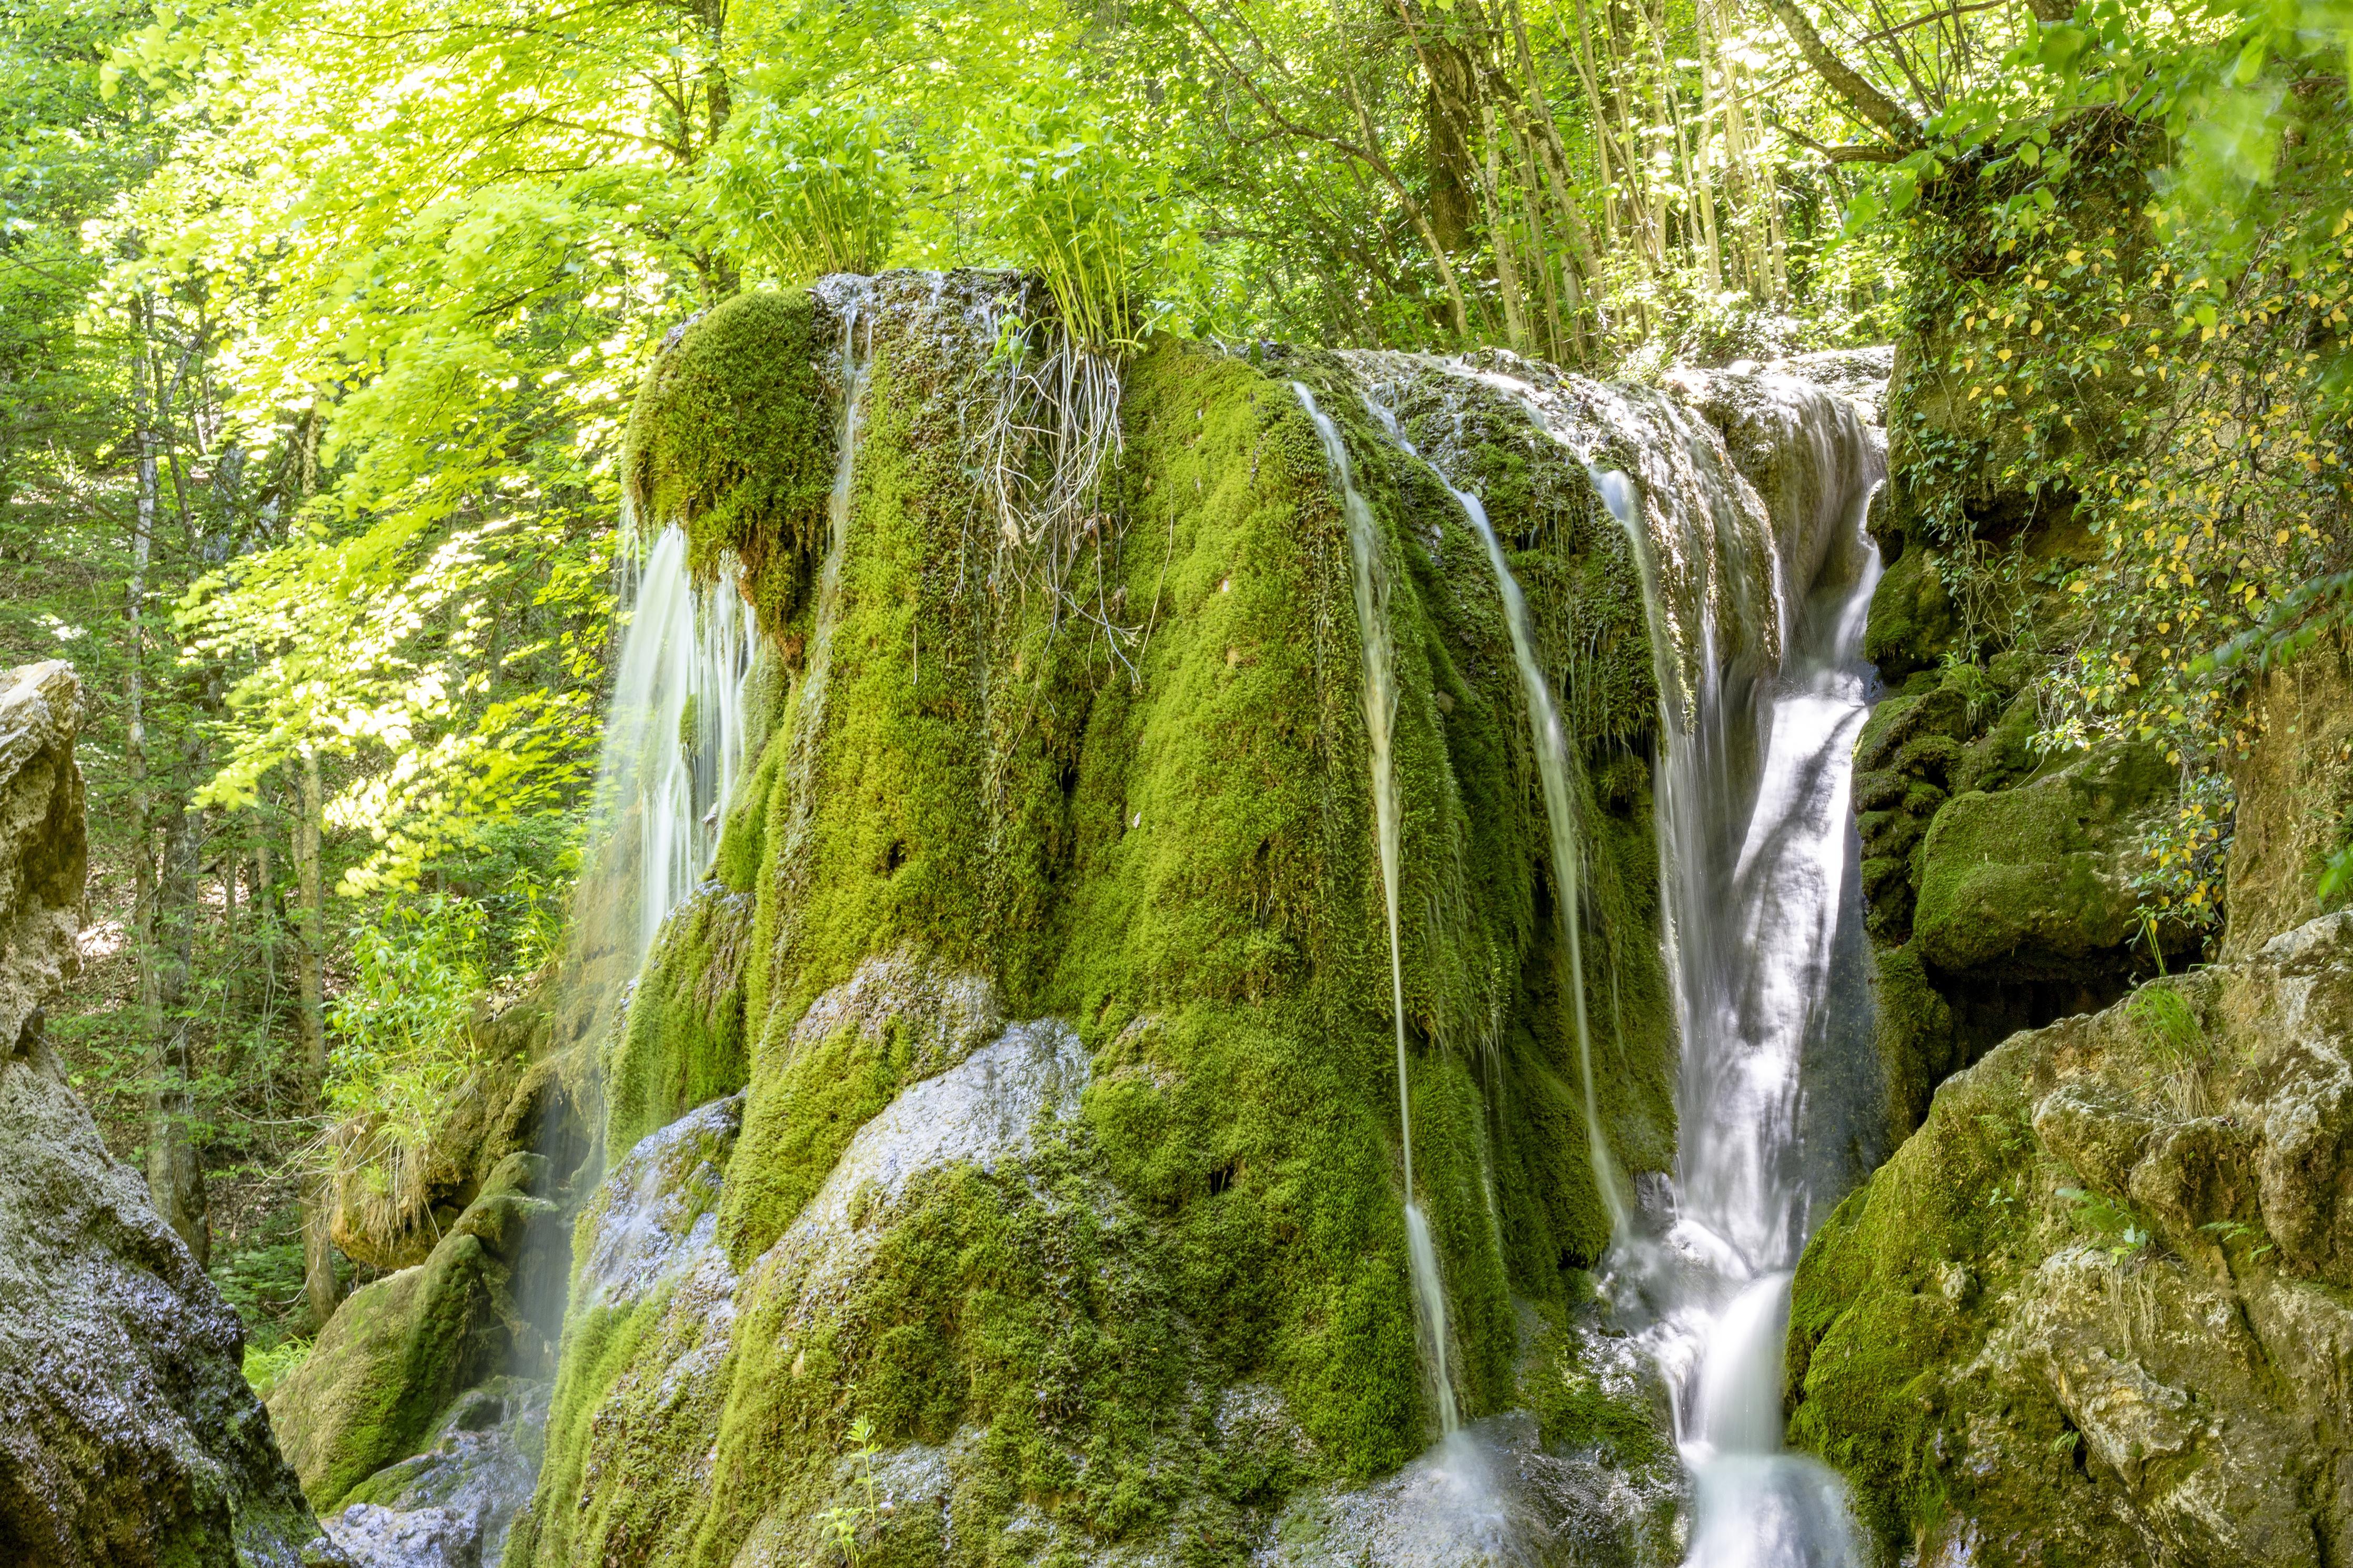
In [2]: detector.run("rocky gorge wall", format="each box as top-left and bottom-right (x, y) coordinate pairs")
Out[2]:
(1781, 121), (2353, 1566)
(0, 661), (326, 1567)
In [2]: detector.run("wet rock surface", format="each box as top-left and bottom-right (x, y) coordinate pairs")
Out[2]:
(1259, 1414), (1678, 1568)
(323, 1379), (550, 1568)
(514, 984), (1097, 1566)
(1789, 909), (2353, 1566)
(0, 661), (326, 1567)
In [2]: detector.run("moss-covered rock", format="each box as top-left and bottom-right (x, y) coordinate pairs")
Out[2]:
(500, 278), (1702, 1564)
(1788, 911), (2353, 1566)
(1912, 741), (2173, 976)
(1863, 543), (1958, 680)
(622, 289), (839, 631)
(270, 1155), (557, 1512)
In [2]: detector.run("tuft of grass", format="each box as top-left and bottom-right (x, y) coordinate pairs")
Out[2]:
(243, 1337), (314, 1400)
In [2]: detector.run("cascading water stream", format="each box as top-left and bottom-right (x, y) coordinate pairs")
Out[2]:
(1291, 381), (1460, 1437)
(1354, 383), (1628, 1239)
(604, 524), (758, 964)
(1434, 358), (1885, 1565)
(1600, 383), (1881, 1568)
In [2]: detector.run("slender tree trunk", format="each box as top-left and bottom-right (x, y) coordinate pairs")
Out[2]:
(296, 746), (341, 1327)
(1476, 103), (1529, 350)
(127, 305), (209, 1260)
(147, 736), (209, 1268)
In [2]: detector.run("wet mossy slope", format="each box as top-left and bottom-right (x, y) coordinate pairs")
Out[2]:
(512, 278), (1678, 1566)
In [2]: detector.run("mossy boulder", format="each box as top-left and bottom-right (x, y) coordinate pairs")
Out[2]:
(505, 276), (1698, 1564)
(1788, 911), (2353, 1566)
(1912, 741), (2174, 976)
(269, 1154), (557, 1512)
(622, 288), (838, 630)
(1862, 544), (1958, 680)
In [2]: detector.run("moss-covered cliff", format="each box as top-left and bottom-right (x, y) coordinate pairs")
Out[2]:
(1786, 113), (2353, 1566)
(494, 277), (1690, 1566)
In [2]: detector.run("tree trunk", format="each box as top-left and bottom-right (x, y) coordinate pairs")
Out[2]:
(296, 747), (342, 1328)
(146, 746), (210, 1267)
(1422, 45), (1480, 257)
(128, 304), (211, 1264)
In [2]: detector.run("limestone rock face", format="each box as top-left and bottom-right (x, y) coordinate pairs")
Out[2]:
(2223, 644), (2353, 960)
(0, 661), (85, 1061)
(0, 661), (326, 1567)
(1788, 909), (2353, 1567)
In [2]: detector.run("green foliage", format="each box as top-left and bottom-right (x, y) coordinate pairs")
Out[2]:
(813, 1416), (882, 1565)
(2055, 1185), (2151, 1260)
(243, 1336), (315, 1400)
(965, 101), (1193, 351)
(707, 99), (904, 284)
(326, 897), (496, 1221)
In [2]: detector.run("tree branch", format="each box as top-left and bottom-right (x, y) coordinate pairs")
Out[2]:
(1765, 0), (1922, 147)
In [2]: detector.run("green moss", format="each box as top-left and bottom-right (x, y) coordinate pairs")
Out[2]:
(266, 1235), (506, 1511)
(1520, 1306), (1671, 1472)
(624, 289), (837, 630)
(602, 887), (755, 1159)
(1874, 943), (1960, 1145)
(1785, 1038), (2045, 1546)
(1864, 545), (1960, 680)
(1913, 742), (2171, 974)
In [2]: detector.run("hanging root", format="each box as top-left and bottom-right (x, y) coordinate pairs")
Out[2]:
(963, 300), (1140, 682)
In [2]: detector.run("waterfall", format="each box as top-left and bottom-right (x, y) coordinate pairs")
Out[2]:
(1596, 378), (1882, 1568)
(600, 524), (759, 967)
(1401, 355), (1883, 1564)
(1291, 382), (1460, 1437)
(1353, 383), (1627, 1239)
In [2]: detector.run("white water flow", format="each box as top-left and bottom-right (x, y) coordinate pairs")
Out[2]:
(1291, 382), (1460, 1437)
(597, 524), (758, 970)
(1455, 362), (1884, 1566)
(1607, 387), (1880, 1568)
(1356, 390), (1627, 1238)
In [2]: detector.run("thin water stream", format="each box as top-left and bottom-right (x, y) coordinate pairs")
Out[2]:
(1351, 356), (1886, 1565)
(604, 525), (758, 964)
(1354, 384), (1628, 1239)
(1292, 381), (1461, 1437)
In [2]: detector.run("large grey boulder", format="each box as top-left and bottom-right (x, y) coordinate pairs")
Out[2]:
(0, 661), (327, 1566)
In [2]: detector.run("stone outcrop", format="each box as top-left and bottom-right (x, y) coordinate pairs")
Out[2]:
(2221, 640), (2353, 960)
(0, 661), (327, 1566)
(1787, 908), (2353, 1566)
(0, 660), (84, 1064)
(270, 1152), (562, 1515)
